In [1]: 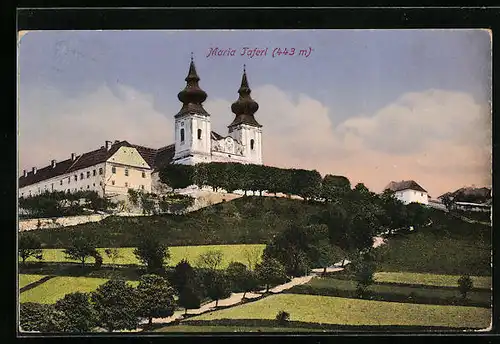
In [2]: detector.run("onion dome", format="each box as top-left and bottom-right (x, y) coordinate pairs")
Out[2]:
(229, 65), (262, 128)
(175, 54), (209, 118)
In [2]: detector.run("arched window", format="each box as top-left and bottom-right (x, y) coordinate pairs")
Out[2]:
(112, 166), (116, 174)
(125, 168), (129, 176)
(250, 139), (255, 150)
(197, 129), (202, 140)
(180, 128), (185, 142)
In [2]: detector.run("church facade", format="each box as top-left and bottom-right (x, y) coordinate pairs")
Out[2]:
(19, 58), (264, 199)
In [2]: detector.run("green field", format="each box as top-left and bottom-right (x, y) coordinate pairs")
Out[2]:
(20, 276), (139, 304)
(191, 294), (491, 329)
(22, 244), (265, 269)
(156, 325), (324, 332)
(374, 272), (491, 290)
(19, 274), (47, 289)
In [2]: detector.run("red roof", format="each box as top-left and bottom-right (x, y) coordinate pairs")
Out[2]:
(19, 140), (176, 188)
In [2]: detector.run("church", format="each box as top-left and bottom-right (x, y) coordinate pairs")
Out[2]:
(18, 57), (264, 199)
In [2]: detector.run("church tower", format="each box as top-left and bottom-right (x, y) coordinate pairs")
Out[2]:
(229, 65), (263, 165)
(173, 54), (212, 165)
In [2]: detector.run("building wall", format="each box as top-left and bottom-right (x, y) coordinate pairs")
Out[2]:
(229, 124), (263, 165)
(173, 114), (212, 164)
(19, 162), (108, 198)
(394, 189), (429, 205)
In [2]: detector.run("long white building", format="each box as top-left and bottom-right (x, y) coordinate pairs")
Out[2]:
(19, 57), (264, 199)
(384, 180), (429, 205)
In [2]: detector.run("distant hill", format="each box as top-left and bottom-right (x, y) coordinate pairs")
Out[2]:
(439, 186), (491, 204)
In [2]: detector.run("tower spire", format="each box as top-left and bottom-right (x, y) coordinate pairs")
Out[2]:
(229, 65), (261, 128)
(176, 54), (208, 118)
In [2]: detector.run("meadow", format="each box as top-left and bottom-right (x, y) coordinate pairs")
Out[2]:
(373, 272), (491, 290)
(20, 276), (139, 304)
(22, 244), (265, 269)
(190, 294), (491, 329)
(19, 274), (46, 289)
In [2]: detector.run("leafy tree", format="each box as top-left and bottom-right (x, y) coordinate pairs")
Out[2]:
(134, 235), (170, 273)
(321, 175), (351, 202)
(171, 259), (197, 294)
(458, 275), (474, 300)
(440, 194), (454, 211)
(242, 246), (262, 271)
(226, 262), (259, 299)
(255, 256), (288, 293)
(54, 292), (97, 332)
(291, 169), (322, 200)
(18, 232), (43, 265)
(193, 163), (210, 189)
(159, 164), (194, 190)
(196, 250), (224, 272)
(64, 235), (98, 268)
(204, 271), (232, 307)
(90, 279), (139, 332)
(352, 253), (377, 298)
(313, 241), (343, 276)
(275, 310), (290, 326)
(406, 202), (430, 229)
(178, 282), (202, 315)
(136, 274), (176, 326)
(104, 248), (122, 269)
(19, 303), (57, 332)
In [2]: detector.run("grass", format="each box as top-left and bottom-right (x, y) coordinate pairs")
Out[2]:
(155, 325), (324, 332)
(19, 274), (47, 289)
(373, 272), (491, 290)
(22, 244), (265, 269)
(20, 276), (139, 304)
(287, 277), (491, 307)
(191, 294), (491, 329)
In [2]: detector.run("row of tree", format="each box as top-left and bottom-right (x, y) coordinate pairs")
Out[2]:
(127, 189), (195, 215)
(159, 162), (351, 200)
(19, 191), (116, 218)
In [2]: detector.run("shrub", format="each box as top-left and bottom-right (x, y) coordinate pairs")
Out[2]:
(275, 310), (290, 326)
(458, 275), (474, 300)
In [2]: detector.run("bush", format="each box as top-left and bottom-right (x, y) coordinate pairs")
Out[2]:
(458, 275), (474, 300)
(275, 310), (290, 326)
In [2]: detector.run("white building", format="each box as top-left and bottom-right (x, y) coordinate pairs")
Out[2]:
(19, 57), (264, 199)
(384, 180), (429, 205)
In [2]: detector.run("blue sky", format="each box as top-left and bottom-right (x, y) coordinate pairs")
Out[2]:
(18, 29), (492, 196)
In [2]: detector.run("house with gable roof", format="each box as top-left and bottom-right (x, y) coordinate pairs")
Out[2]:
(384, 180), (429, 205)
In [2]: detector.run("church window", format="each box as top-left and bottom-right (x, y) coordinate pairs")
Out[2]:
(93, 183), (95, 187)
(112, 167), (116, 174)
(250, 139), (255, 150)
(180, 128), (185, 142)
(125, 182), (128, 187)
(141, 185), (144, 190)
(51, 184), (54, 191)
(99, 168), (103, 175)
(80, 173), (84, 180)
(87, 171), (90, 178)
(112, 180), (115, 186)
(87, 185), (90, 189)
(60, 180), (63, 185)
(125, 168), (129, 176)
(198, 129), (202, 140)
(74, 175), (77, 181)
(93, 169), (96, 176)
(142, 171), (146, 178)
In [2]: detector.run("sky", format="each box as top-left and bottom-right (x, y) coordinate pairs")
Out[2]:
(17, 29), (492, 198)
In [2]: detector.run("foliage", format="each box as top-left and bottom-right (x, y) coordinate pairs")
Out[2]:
(104, 248), (122, 268)
(133, 234), (170, 272)
(204, 271), (232, 307)
(63, 235), (98, 268)
(159, 164), (194, 190)
(275, 310), (290, 326)
(53, 292), (97, 332)
(226, 262), (259, 298)
(255, 256), (289, 292)
(350, 252), (377, 298)
(458, 275), (474, 300)
(170, 259), (198, 294)
(90, 279), (140, 332)
(178, 282), (202, 315)
(19, 232), (43, 265)
(196, 250), (224, 271)
(20, 302), (55, 332)
(136, 274), (176, 326)
(321, 174), (351, 202)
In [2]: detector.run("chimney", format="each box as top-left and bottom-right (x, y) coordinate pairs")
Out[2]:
(105, 140), (112, 151)
(71, 153), (76, 161)
(32, 167), (37, 175)
(51, 159), (57, 168)
(23, 170), (27, 177)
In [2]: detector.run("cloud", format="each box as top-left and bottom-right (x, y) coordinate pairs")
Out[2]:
(19, 83), (491, 197)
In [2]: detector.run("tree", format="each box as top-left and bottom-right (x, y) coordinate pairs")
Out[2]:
(321, 175), (351, 202)
(64, 235), (98, 268)
(54, 292), (97, 332)
(313, 241), (343, 276)
(159, 164), (194, 190)
(90, 279), (139, 332)
(458, 275), (474, 300)
(171, 259), (197, 295)
(178, 282), (202, 316)
(196, 250), (224, 272)
(134, 235), (170, 273)
(20, 303), (57, 332)
(352, 253), (377, 298)
(226, 262), (259, 299)
(18, 233), (43, 265)
(291, 169), (322, 200)
(204, 271), (232, 307)
(136, 274), (176, 326)
(242, 246), (262, 272)
(104, 248), (122, 269)
(255, 256), (288, 293)
(275, 310), (290, 326)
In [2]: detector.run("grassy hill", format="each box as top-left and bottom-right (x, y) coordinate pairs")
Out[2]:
(30, 197), (323, 248)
